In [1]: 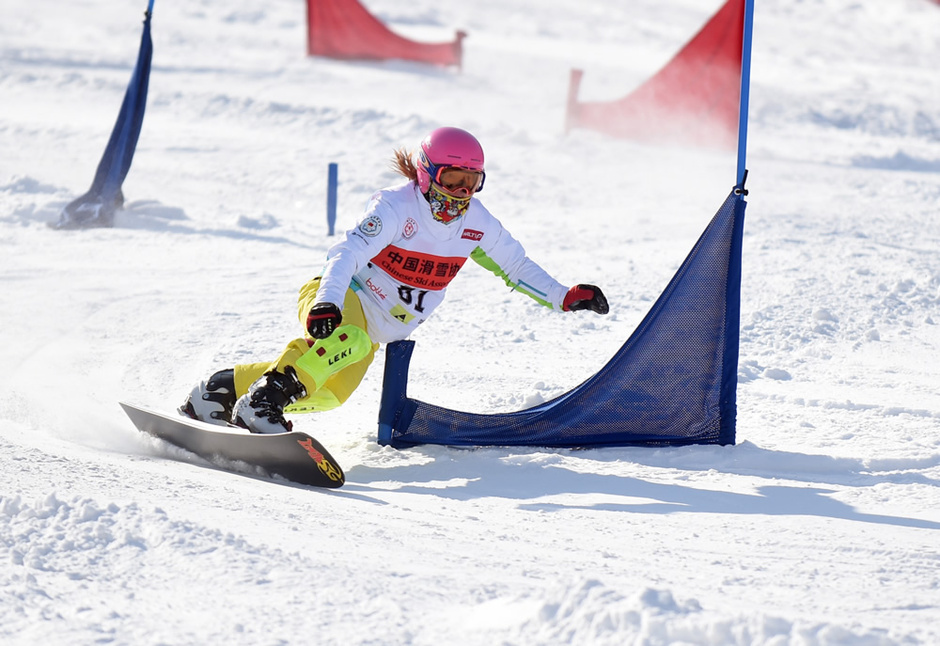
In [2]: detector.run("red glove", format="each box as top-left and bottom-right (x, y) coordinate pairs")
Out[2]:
(306, 303), (342, 339)
(563, 284), (609, 314)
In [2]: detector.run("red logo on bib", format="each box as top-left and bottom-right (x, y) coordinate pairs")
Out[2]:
(371, 246), (467, 290)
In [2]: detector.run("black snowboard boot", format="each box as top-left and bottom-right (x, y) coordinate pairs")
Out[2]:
(231, 366), (307, 434)
(179, 368), (236, 426)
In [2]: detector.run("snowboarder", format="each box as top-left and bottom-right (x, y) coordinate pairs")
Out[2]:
(180, 127), (610, 434)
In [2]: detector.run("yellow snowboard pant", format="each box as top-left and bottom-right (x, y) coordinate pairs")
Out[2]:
(233, 278), (379, 413)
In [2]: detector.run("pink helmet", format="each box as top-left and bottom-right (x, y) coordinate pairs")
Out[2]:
(416, 127), (485, 194)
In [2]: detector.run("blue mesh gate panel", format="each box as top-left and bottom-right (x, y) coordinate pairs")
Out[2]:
(51, 3), (154, 229)
(377, 188), (745, 449)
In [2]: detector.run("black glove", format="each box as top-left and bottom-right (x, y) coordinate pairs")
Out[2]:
(306, 302), (342, 339)
(562, 284), (609, 314)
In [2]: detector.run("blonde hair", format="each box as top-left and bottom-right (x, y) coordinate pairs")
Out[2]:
(391, 147), (418, 181)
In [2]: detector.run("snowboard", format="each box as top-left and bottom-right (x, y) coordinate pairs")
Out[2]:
(119, 402), (345, 488)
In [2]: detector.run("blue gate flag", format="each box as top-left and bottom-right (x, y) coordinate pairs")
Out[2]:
(377, 187), (746, 449)
(51, 1), (154, 230)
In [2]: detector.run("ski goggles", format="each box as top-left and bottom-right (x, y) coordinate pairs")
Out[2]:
(426, 162), (485, 197)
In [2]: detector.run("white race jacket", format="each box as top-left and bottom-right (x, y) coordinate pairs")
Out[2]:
(315, 181), (569, 343)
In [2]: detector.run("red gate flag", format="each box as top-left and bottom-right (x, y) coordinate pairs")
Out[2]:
(306, 0), (465, 68)
(566, 0), (744, 149)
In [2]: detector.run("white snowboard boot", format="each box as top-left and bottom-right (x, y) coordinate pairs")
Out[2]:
(179, 368), (236, 426)
(231, 366), (307, 434)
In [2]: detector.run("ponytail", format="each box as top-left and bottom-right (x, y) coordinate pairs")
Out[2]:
(391, 147), (418, 181)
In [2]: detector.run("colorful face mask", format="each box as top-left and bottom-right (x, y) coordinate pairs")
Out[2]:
(427, 182), (471, 224)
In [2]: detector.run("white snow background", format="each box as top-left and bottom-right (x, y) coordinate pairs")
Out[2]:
(2, 0), (940, 643)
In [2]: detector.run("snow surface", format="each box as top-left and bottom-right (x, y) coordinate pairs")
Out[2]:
(2, 0), (940, 643)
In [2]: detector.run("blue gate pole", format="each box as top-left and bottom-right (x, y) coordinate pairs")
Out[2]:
(736, 0), (755, 190)
(326, 162), (338, 235)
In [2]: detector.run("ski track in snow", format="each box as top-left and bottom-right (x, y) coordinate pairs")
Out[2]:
(2, 0), (940, 643)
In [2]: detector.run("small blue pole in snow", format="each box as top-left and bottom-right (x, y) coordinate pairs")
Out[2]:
(736, 0), (755, 190)
(327, 162), (338, 235)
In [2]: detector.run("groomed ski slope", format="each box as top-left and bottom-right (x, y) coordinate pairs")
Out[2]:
(2, 0), (939, 643)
